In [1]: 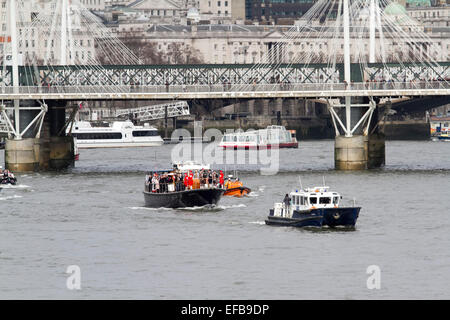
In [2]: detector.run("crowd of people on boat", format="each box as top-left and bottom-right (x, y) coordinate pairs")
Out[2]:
(1, 168), (17, 185)
(145, 169), (227, 193)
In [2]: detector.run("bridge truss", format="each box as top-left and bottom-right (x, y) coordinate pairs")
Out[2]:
(115, 101), (190, 122)
(1, 63), (449, 88)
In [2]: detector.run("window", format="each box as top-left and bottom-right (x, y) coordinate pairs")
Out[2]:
(73, 132), (122, 140)
(333, 197), (339, 205)
(319, 197), (331, 204)
(132, 130), (159, 137)
(309, 197), (317, 205)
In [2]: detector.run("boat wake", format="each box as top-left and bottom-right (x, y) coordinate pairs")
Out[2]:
(247, 192), (259, 197)
(128, 206), (173, 212)
(1, 184), (31, 190)
(248, 221), (265, 225)
(0, 195), (23, 201)
(176, 203), (247, 212)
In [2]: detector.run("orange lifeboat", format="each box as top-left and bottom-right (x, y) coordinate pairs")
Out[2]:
(224, 180), (251, 197)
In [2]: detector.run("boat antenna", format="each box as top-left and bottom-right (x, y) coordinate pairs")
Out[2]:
(298, 176), (303, 191)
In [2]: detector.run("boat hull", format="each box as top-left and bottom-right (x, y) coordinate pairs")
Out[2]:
(77, 141), (164, 149)
(265, 207), (360, 228)
(143, 188), (225, 208)
(221, 142), (298, 150)
(319, 207), (360, 227)
(265, 214), (323, 228)
(224, 186), (251, 197)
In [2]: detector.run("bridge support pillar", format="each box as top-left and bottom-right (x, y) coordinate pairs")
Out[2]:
(4, 101), (75, 172)
(335, 134), (385, 170)
(5, 138), (42, 172)
(49, 136), (75, 170)
(48, 102), (75, 170)
(5, 135), (74, 172)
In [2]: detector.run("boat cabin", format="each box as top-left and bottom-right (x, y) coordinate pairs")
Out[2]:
(273, 186), (342, 218)
(289, 187), (341, 211)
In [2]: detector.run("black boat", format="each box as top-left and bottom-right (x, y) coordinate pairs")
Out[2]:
(144, 165), (226, 208)
(143, 188), (225, 208)
(265, 186), (360, 228)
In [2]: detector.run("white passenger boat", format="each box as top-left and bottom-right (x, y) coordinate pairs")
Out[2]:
(70, 121), (163, 149)
(219, 125), (298, 149)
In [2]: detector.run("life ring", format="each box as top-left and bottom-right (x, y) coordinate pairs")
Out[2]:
(333, 212), (340, 220)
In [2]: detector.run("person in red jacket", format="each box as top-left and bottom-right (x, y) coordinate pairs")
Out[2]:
(183, 173), (189, 190)
(188, 171), (194, 190)
(219, 170), (224, 188)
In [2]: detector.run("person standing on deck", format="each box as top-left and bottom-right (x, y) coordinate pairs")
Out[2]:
(219, 171), (224, 188)
(283, 194), (291, 217)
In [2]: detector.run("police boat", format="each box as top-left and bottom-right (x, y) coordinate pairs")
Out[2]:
(265, 186), (360, 228)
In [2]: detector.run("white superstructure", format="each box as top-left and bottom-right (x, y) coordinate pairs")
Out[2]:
(273, 186), (342, 218)
(69, 120), (163, 148)
(219, 125), (298, 149)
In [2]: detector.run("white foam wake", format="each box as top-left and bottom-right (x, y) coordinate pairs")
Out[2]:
(0, 195), (23, 201)
(1, 184), (31, 189)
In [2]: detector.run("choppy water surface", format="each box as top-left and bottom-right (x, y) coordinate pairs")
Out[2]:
(0, 140), (449, 299)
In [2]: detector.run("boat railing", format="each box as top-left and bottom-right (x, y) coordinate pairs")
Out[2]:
(145, 181), (224, 193)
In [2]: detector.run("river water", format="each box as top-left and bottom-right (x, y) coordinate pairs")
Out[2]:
(0, 140), (449, 299)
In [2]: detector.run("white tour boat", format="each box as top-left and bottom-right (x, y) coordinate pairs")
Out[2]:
(219, 125), (298, 149)
(69, 121), (164, 149)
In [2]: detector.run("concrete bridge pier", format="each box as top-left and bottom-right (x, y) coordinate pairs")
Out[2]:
(332, 100), (385, 170)
(48, 102), (75, 170)
(5, 101), (75, 172)
(5, 101), (45, 172)
(335, 133), (385, 170)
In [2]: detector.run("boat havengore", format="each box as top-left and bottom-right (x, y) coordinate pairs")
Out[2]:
(143, 162), (225, 208)
(223, 175), (251, 197)
(219, 125), (298, 150)
(265, 185), (361, 228)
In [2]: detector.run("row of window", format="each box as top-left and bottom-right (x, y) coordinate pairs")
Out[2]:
(292, 195), (339, 206)
(73, 130), (159, 140)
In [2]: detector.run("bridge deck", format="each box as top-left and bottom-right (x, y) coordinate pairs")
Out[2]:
(0, 82), (448, 100)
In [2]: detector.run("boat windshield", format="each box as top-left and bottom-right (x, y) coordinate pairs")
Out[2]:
(319, 197), (332, 204)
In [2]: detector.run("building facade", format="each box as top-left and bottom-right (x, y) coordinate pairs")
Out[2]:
(245, 0), (318, 24)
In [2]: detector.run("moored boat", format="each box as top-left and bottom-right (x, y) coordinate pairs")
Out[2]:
(265, 186), (360, 228)
(69, 120), (163, 149)
(219, 125), (298, 150)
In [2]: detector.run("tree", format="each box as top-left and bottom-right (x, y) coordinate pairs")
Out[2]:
(96, 32), (204, 65)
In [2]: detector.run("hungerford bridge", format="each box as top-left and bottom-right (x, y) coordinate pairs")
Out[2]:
(1, 0), (450, 172)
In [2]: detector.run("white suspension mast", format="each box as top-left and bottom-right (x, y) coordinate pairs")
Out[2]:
(61, 0), (68, 65)
(375, 0), (386, 64)
(369, 0), (376, 63)
(9, 0), (20, 139)
(67, 1), (74, 65)
(343, 0), (352, 137)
